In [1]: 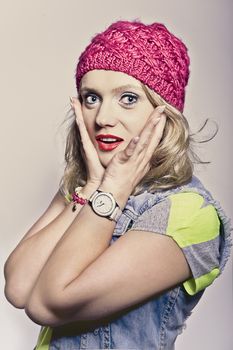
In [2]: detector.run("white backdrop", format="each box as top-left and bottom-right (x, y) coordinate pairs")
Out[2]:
(1, 1), (232, 349)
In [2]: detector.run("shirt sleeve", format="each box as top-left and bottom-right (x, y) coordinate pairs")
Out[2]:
(130, 192), (221, 295)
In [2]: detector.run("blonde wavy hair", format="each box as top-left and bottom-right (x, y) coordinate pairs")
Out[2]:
(59, 83), (212, 196)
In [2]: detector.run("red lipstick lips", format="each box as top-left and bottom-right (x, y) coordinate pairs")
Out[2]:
(95, 134), (124, 151)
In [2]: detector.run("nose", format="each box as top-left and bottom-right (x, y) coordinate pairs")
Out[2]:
(95, 101), (118, 128)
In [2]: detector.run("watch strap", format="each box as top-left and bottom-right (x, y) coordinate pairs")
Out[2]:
(109, 205), (122, 222)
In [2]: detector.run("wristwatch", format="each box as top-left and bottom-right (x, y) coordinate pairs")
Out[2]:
(88, 190), (122, 222)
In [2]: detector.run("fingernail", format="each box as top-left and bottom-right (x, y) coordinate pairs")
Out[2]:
(156, 105), (166, 114)
(133, 136), (140, 143)
(69, 96), (74, 109)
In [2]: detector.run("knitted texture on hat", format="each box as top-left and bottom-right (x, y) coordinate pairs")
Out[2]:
(75, 20), (190, 112)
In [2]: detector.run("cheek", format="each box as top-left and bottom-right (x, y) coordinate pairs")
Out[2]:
(126, 105), (153, 133)
(128, 116), (150, 136)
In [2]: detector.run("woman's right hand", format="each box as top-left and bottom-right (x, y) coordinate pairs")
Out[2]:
(70, 97), (105, 191)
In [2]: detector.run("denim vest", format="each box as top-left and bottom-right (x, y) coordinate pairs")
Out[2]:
(47, 176), (231, 350)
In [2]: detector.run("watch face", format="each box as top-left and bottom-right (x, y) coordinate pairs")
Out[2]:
(92, 192), (115, 216)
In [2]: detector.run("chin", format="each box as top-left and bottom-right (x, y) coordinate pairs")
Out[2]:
(96, 142), (126, 167)
(98, 152), (115, 168)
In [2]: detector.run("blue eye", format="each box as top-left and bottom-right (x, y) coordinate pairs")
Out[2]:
(83, 93), (99, 105)
(121, 93), (138, 105)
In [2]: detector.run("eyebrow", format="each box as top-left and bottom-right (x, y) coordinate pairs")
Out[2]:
(79, 84), (143, 94)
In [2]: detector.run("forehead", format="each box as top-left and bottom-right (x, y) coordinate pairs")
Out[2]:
(80, 70), (144, 93)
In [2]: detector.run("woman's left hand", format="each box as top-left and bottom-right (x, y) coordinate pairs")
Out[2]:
(100, 106), (167, 206)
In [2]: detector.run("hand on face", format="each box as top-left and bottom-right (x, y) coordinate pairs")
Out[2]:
(71, 97), (166, 200)
(101, 105), (167, 196)
(70, 97), (105, 187)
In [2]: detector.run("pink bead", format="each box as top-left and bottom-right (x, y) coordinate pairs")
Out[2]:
(72, 191), (87, 206)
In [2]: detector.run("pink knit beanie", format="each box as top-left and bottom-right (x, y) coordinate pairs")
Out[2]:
(75, 20), (190, 112)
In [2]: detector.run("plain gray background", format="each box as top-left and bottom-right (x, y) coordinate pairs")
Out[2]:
(1, 1), (232, 349)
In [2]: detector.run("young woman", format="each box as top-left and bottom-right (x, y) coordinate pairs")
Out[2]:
(4, 20), (232, 350)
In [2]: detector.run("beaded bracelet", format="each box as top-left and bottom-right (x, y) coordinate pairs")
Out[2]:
(71, 186), (88, 212)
